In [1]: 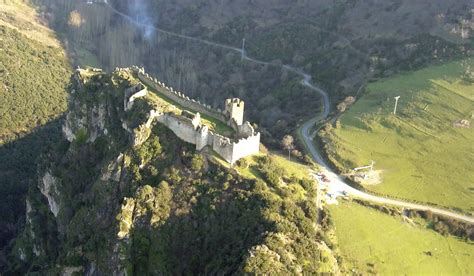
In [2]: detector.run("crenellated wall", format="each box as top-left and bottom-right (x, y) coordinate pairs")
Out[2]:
(123, 67), (260, 164)
(132, 66), (227, 123)
(143, 109), (259, 164)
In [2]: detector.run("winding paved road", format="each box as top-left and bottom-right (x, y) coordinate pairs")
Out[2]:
(104, 1), (474, 224)
(296, 70), (474, 225)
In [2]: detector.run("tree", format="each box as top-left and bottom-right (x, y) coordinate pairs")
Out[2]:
(337, 102), (347, 113)
(68, 10), (83, 28)
(191, 154), (205, 172)
(281, 135), (295, 160)
(343, 96), (356, 105)
(337, 96), (356, 114)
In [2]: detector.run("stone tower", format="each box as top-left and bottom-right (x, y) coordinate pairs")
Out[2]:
(224, 98), (245, 126)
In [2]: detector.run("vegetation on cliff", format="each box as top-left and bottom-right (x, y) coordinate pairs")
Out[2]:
(0, 1), (71, 268)
(6, 69), (328, 274)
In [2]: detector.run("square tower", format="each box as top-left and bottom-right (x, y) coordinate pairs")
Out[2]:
(224, 98), (244, 126)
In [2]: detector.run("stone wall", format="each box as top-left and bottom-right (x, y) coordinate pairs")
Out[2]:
(144, 109), (260, 164)
(132, 66), (227, 122)
(124, 83), (147, 111)
(156, 113), (204, 146)
(126, 67), (261, 164)
(228, 133), (261, 164)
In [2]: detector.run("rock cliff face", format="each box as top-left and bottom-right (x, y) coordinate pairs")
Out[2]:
(39, 172), (60, 218)
(8, 68), (325, 274)
(9, 68), (137, 274)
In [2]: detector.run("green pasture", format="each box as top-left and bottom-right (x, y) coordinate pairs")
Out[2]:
(327, 58), (474, 213)
(329, 201), (474, 275)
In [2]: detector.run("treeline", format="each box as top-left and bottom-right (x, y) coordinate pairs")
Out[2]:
(353, 200), (474, 241)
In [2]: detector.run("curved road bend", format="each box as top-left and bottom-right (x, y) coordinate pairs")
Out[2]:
(104, 2), (474, 224)
(297, 74), (474, 225)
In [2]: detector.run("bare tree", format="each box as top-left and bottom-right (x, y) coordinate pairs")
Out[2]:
(337, 102), (347, 113)
(281, 135), (295, 160)
(68, 10), (82, 28)
(344, 96), (356, 105)
(337, 96), (356, 113)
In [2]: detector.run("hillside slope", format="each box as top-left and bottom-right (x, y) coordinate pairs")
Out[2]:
(7, 68), (327, 274)
(0, 0), (71, 268)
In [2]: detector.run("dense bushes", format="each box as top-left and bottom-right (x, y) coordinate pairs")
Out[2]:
(0, 25), (70, 265)
(0, 27), (70, 142)
(417, 210), (474, 241)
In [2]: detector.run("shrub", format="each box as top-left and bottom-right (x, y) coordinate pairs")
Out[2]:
(236, 158), (249, 169)
(433, 221), (450, 236)
(190, 154), (205, 172)
(75, 128), (88, 145)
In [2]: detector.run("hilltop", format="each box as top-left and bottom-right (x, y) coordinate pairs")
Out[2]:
(6, 68), (332, 274)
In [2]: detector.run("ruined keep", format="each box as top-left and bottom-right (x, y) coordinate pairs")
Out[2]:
(124, 67), (260, 164)
(224, 98), (244, 126)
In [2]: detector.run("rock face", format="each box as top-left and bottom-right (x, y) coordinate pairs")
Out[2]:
(62, 101), (108, 143)
(453, 119), (471, 128)
(11, 68), (139, 274)
(39, 172), (60, 218)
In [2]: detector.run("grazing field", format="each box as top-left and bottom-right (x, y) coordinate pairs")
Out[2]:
(231, 153), (312, 180)
(329, 201), (474, 275)
(323, 58), (474, 213)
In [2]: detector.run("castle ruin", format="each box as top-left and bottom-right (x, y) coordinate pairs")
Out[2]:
(224, 98), (244, 126)
(124, 67), (260, 164)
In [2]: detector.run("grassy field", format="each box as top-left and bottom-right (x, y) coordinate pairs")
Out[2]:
(329, 201), (474, 275)
(75, 46), (101, 69)
(234, 153), (313, 180)
(0, 0), (60, 47)
(325, 58), (474, 213)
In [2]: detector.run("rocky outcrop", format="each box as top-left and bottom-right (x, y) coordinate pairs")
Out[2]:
(39, 171), (60, 218)
(116, 198), (135, 240)
(62, 103), (108, 143)
(453, 119), (471, 128)
(101, 153), (125, 182)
